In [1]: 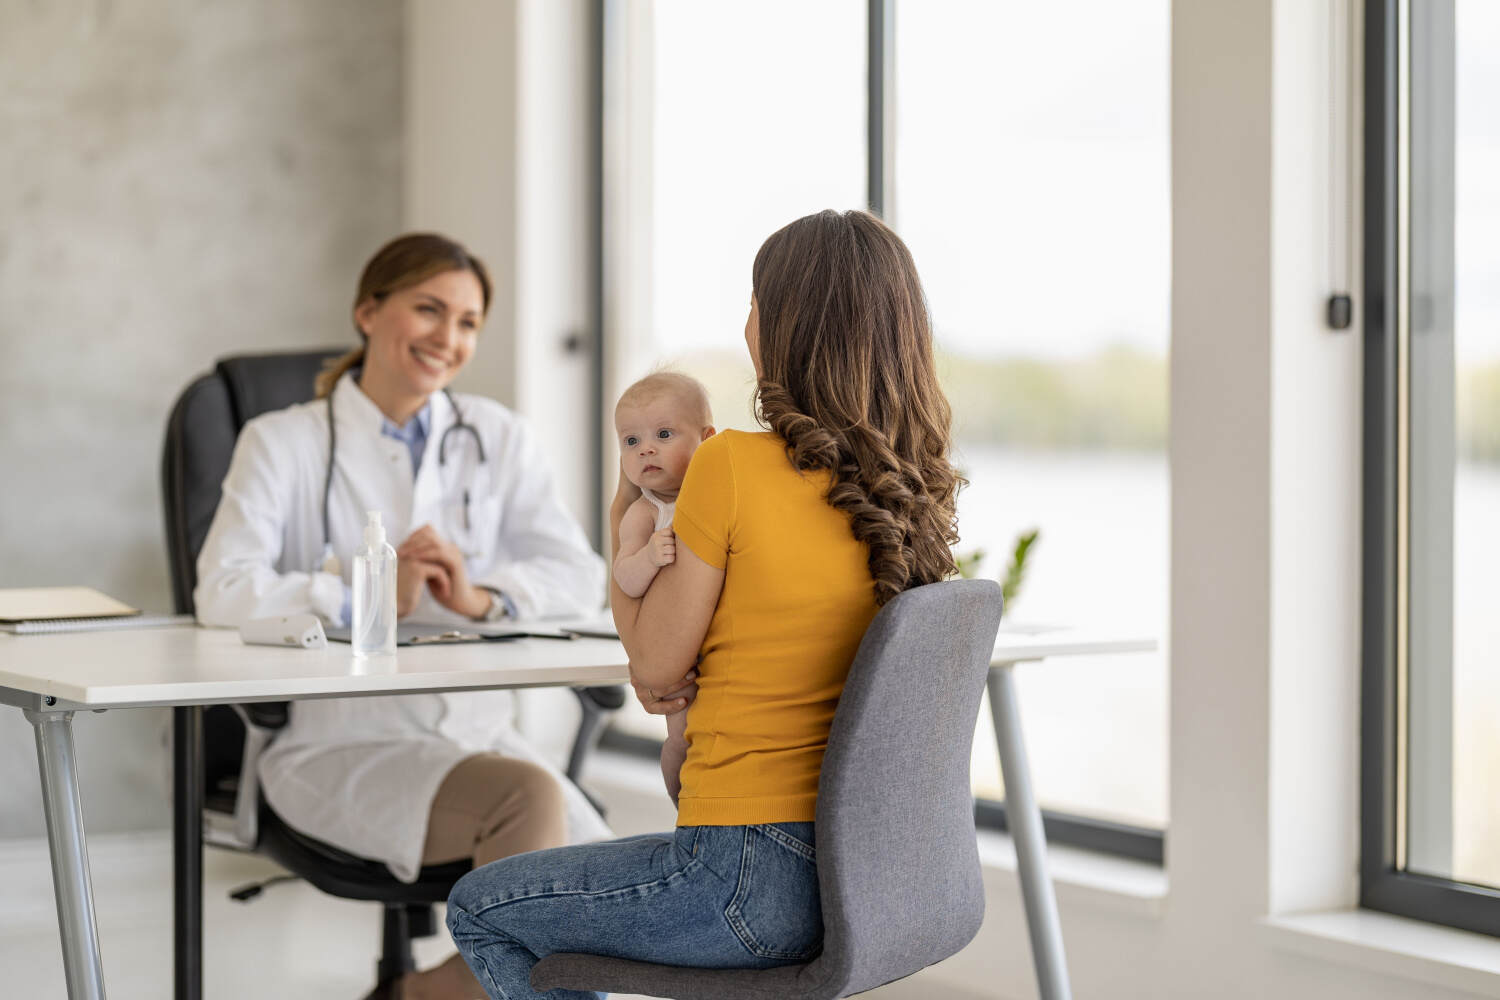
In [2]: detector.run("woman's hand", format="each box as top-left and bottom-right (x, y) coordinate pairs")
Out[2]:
(396, 555), (450, 618)
(398, 525), (492, 619)
(630, 666), (698, 715)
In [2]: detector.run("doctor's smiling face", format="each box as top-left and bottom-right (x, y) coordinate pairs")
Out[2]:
(355, 267), (486, 415)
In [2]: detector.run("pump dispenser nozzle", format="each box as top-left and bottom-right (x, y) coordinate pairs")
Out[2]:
(363, 510), (386, 548)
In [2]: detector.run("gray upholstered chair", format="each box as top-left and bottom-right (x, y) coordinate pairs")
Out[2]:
(531, 577), (1004, 1000)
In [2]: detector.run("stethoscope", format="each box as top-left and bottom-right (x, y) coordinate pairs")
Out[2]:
(318, 381), (487, 575)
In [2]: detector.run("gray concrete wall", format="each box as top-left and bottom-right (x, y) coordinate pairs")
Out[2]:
(0, 0), (403, 837)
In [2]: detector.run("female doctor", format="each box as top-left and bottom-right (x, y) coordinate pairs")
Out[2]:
(194, 233), (611, 1000)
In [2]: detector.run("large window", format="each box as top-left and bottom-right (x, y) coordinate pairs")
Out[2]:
(1362, 0), (1500, 936)
(893, 0), (1170, 840)
(641, 0), (866, 424)
(600, 0), (1170, 861)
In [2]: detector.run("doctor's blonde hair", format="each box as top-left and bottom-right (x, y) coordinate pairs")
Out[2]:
(315, 233), (494, 399)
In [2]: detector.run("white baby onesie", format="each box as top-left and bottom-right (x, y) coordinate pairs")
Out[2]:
(641, 488), (674, 531)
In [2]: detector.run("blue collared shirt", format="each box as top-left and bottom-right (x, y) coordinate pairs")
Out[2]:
(381, 403), (431, 481)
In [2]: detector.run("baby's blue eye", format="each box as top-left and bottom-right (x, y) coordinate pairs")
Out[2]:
(624, 436), (638, 447)
(657, 429), (672, 439)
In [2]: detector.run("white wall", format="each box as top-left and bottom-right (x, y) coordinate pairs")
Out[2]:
(1266, 0), (1364, 921)
(0, 0), (403, 837)
(402, 0), (520, 413)
(509, 0), (600, 762)
(403, 0), (595, 533)
(513, 0), (597, 534)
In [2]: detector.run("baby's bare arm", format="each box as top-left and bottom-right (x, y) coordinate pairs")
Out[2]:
(617, 497), (655, 553)
(612, 499), (664, 599)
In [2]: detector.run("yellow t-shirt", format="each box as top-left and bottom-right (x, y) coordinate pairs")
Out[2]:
(672, 429), (879, 826)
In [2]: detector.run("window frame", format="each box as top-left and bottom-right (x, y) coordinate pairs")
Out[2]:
(1359, 0), (1500, 937)
(591, 0), (1166, 866)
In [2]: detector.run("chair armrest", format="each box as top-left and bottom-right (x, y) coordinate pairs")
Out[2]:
(222, 704), (284, 849)
(242, 702), (289, 729)
(566, 686), (627, 799)
(575, 684), (627, 712)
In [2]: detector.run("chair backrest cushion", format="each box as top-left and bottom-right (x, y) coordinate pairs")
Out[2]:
(529, 579), (1003, 1000)
(806, 578), (1002, 996)
(161, 349), (343, 613)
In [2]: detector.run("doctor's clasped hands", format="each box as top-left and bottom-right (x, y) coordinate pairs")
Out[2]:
(394, 523), (493, 619)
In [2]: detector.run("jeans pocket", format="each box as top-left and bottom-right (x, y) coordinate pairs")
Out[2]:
(723, 825), (823, 962)
(672, 826), (701, 866)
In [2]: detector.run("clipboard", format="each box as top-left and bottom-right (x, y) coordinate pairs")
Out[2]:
(551, 611), (620, 640)
(323, 623), (574, 646)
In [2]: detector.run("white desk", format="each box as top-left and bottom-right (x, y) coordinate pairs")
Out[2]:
(0, 625), (629, 709)
(0, 624), (631, 1000)
(0, 622), (1155, 1000)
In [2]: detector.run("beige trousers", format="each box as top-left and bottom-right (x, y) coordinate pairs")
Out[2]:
(420, 752), (569, 867)
(400, 753), (569, 1000)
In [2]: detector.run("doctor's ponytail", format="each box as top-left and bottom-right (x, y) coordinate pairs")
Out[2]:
(315, 232), (493, 399)
(315, 345), (366, 399)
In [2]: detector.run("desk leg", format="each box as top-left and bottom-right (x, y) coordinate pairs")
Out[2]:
(173, 706), (203, 1000)
(988, 665), (1072, 1000)
(25, 708), (108, 1000)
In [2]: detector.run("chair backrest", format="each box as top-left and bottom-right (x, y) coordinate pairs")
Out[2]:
(160, 348), (344, 798)
(806, 578), (1001, 997)
(161, 348), (345, 614)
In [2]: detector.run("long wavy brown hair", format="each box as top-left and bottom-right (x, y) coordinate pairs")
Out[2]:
(314, 233), (493, 398)
(752, 209), (962, 606)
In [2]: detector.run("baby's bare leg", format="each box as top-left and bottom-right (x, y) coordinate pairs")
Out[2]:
(660, 709), (689, 807)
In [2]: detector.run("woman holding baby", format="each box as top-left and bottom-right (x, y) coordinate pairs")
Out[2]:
(446, 209), (963, 999)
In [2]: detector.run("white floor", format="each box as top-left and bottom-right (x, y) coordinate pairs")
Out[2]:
(0, 756), (977, 999)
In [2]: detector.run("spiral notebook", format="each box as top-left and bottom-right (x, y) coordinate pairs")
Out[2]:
(1, 613), (195, 635)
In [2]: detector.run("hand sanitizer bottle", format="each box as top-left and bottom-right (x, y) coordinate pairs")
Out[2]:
(352, 510), (397, 656)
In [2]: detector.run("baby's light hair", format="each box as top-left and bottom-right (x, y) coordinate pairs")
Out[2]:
(615, 370), (714, 429)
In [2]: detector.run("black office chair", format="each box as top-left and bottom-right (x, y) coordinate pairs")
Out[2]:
(160, 348), (625, 993)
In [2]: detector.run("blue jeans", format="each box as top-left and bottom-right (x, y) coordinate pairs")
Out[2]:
(446, 822), (822, 1000)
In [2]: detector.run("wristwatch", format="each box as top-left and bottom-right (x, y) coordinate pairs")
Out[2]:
(480, 586), (509, 622)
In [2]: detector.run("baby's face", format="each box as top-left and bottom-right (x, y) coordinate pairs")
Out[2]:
(616, 395), (707, 493)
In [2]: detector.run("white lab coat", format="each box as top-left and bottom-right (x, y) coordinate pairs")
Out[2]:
(194, 372), (612, 880)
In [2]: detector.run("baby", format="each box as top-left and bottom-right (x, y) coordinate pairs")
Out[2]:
(613, 371), (715, 806)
